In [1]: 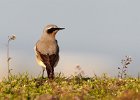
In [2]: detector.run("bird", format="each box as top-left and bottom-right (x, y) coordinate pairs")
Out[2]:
(34, 24), (65, 79)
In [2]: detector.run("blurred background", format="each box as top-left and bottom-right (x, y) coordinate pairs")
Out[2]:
(0, 0), (140, 79)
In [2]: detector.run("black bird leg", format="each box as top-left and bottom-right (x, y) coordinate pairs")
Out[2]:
(46, 67), (54, 79)
(46, 68), (50, 79)
(50, 66), (54, 79)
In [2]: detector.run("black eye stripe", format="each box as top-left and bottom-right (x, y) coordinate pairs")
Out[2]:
(47, 28), (56, 34)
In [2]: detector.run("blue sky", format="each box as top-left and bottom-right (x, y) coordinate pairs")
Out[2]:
(0, 0), (140, 79)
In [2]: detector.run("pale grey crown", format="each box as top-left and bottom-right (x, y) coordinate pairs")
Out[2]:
(44, 24), (65, 34)
(46, 24), (58, 30)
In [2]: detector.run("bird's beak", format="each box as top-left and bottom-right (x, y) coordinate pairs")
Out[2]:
(57, 28), (65, 30)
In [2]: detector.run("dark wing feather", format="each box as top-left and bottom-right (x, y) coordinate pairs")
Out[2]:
(49, 53), (59, 67)
(49, 41), (59, 67)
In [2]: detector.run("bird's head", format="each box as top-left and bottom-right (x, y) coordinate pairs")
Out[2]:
(44, 24), (65, 37)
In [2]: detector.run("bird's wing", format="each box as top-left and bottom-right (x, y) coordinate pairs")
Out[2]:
(50, 40), (59, 67)
(35, 46), (51, 69)
(49, 53), (59, 68)
(35, 44), (59, 69)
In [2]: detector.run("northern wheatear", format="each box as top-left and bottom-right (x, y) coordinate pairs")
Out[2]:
(34, 24), (65, 79)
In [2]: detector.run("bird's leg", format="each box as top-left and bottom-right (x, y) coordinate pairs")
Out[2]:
(46, 68), (51, 79)
(46, 67), (54, 79)
(42, 68), (45, 78)
(51, 67), (54, 79)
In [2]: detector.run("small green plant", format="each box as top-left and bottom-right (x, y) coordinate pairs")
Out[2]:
(118, 56), (132, 79)
(0, 73), (140, 99)
(7, 34), (16, 80)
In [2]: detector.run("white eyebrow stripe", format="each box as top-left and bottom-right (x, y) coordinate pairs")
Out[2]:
(47, 27), (52, 30)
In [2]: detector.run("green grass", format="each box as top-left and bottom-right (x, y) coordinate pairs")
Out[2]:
(0, 73), (140, 100)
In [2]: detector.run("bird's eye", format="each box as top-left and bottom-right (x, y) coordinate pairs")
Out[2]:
(47, 28), (55, 34)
